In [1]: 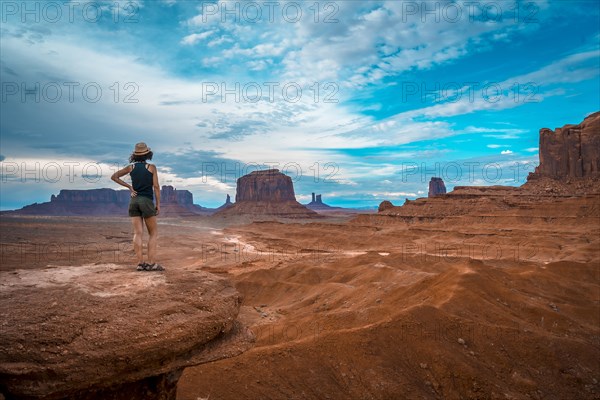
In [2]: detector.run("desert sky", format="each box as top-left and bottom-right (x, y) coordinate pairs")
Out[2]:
(1, 0), (599, 209)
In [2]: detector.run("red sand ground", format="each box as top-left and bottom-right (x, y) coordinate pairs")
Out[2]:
(1, 196), (598, 399)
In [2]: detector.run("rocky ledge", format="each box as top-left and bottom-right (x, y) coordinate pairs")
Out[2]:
(0, 265), (253, 399)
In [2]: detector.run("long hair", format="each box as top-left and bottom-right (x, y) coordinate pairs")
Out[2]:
(129, 151), (154, 163)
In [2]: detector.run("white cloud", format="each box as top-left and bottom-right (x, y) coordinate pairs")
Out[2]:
(207, 36), (234, 48)
(1, 30), (380, 202)
(341, 47), (600, 139)
(183, 0), (537, 89)
(508, 50), (600, 84)
(181, 30), (216, 45)
(246, 59), (272, 71)
(340, 119), (458, 147)
(2, 0), (596, 210)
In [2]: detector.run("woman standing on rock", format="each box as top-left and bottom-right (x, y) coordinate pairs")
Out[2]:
(111, 142), (164, 271)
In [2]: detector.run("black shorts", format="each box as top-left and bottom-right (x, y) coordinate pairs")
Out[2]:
(128, 196), (157, 218)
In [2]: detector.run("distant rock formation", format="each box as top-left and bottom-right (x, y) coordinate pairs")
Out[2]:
(235, 169), (297, 202)
(52, 188), (131, 204)
(307, 192), (324, 207)
(215, 194), (234, 212)
(310, 193), (323, 204)
(360, 113), (600, 225)
(216, 170), (318, 219)
(13, 188), (130, 216)
(159, 185), (211, 217)
(378, 200), (394, 212)
(428, 177), (447, 197)
(529, 112), (600, 180)
(305, 192), (343, 212)
(302, 193), (373, 214)
(161, 185), (193, 205)
(6, 186), (211, 216)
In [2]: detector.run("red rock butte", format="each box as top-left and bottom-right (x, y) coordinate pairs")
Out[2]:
(216, 169), (319, 219)
(235, 169), (297, 202)
(428, 177), (447, 197)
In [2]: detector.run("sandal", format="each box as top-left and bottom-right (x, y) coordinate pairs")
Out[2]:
(146, 263), (165, 271)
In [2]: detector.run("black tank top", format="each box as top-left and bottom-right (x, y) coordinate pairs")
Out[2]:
(130, 162), (154, 200)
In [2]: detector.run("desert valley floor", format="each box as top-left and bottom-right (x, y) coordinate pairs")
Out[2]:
(1, 198), (598, 399)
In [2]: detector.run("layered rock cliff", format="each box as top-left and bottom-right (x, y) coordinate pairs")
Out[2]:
(529, 111), (600, 180)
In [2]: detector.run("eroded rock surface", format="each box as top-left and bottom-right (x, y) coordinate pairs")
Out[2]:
(0, 265), (253, 399)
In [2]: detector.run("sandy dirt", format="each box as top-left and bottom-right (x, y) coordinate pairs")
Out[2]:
(0, 203), (598, 399)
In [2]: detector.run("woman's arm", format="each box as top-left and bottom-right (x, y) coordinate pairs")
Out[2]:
(111, 165), (136, 195)
(150, 164), (160, 215)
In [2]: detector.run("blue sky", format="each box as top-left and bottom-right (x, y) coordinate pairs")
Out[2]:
(1, 0), (599, 209)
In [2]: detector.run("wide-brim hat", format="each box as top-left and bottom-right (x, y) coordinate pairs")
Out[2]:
(133, 142), (151, 155)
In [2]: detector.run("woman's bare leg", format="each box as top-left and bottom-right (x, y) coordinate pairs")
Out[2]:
(131, 217), (144, 264)
(145, 216), (158, 264)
